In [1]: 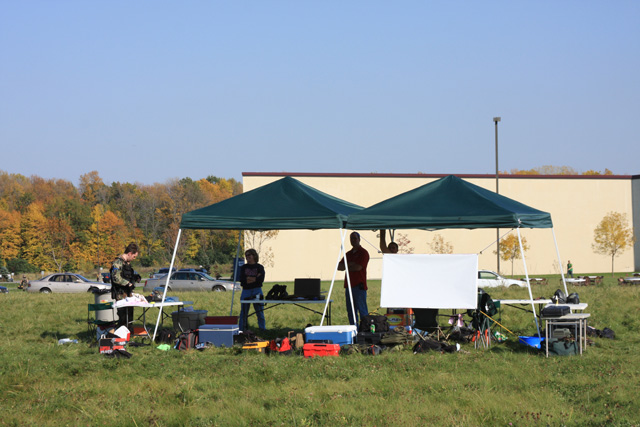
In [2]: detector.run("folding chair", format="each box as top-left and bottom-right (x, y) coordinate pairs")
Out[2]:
(412, 308), (446, 341)
(88, 303), (117, 341)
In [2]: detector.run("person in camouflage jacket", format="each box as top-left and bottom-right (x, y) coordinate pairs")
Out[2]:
(110, 243), (139, 327)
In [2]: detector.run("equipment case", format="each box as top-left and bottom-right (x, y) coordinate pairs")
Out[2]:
(303, 343), (340, 358)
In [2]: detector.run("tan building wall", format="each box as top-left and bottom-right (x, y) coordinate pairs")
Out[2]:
(242, 173), (638, 282)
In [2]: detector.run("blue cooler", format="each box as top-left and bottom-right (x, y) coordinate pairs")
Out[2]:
(198, 325), (239, 347)
(304, 325), (357, 347)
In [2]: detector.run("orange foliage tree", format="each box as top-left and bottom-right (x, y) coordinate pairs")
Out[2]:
(0, 209), (22, 261)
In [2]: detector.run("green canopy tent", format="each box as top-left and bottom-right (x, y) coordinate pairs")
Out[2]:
(345, 175), (567, 336)
(153, 177), (364, 339)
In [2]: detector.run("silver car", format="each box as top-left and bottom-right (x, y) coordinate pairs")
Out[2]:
(143, 271), (240, 293)
(478, 270), (527, 288)
(26, 273), (110, 294)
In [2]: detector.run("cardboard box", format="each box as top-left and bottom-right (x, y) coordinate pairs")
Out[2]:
(303, 343), (340, 358)
(304, 325), (357, 347)
(198, 326), (239, 348)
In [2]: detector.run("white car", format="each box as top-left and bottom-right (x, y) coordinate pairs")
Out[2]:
(143, 271), (240, 293)
(478, 270), (527, 288)
(26, 273), (110, 294)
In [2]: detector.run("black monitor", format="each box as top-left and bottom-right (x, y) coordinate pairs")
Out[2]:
(293, 278), (321, 299)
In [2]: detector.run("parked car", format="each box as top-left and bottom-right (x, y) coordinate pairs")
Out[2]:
(143, 271), (240, 293)
(178, 267), (209, 274)
(478, 270), (527, 288)
(101, 272), (111, 283)
(26, 273), (110, 294)
(150, 267), (176, 279)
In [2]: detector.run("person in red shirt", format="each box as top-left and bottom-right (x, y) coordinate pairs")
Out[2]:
(338, 232), (370, 326)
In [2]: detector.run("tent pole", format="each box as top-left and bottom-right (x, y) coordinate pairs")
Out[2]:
(320, 228), (347, 326)
(152, 228), (182, 341)
(229, 231), (242, 316)
(517, 228), (541, 337)
(551, 227), (569, 295)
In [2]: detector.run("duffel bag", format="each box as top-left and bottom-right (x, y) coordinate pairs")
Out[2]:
(547, 338), (578, 356)
(358, 314), (390, 333)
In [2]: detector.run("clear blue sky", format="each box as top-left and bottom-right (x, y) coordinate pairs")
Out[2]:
(1, 1), (639, 186)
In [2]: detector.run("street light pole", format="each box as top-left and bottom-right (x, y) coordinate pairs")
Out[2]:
(493, 117), (501, 274)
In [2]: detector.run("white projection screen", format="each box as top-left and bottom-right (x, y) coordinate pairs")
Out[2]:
(380, 254), (478, 309)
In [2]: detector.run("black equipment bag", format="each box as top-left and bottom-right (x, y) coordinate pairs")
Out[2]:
(358, 314), (390, 333)
(356, 331), (385, 345)
(547, 338), (578, 356)
(566, 292), (580, 304)
(541, 305), (570, 317)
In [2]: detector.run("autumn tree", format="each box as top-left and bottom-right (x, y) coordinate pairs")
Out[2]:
(429, 234), (453, 254)
(20, 202), (53, 270)
(79, 171), (108, 206)
(85, 205), (129, 268)
(136, 184), (167, 262)
(44, 215), (75, 272)
(592, 212), (636, 276)
(0, 209), (22, 261)
(494, 233), (529, 277)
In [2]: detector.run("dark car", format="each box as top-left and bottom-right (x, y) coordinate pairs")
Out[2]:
(101, 272), (111, 283)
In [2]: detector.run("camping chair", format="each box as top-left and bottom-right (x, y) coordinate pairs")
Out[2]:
(467, 289), (498, 349)
(87, 303), (117, 342)
(412, 309), (446, 341)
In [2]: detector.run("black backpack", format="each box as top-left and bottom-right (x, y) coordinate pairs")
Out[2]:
(265, 284), (288, 300)
(155, 328), (176, 344)
(566, 292), (580, 304)
(552, 289), (567, 304)
(176, 331), (198, 350)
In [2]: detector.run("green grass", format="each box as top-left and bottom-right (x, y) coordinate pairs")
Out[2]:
(1, 275), (639, 425)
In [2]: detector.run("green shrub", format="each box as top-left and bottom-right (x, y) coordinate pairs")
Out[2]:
(6, 258), (38, 273)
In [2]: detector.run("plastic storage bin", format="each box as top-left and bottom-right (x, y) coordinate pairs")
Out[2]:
(304, 325), (357, 347)
(172, 310), (208, 332)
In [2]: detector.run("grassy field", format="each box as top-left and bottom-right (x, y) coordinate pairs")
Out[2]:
(1, 274), (639, 426)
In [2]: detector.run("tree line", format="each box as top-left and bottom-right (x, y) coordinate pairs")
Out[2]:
(0, 170), (242, 275)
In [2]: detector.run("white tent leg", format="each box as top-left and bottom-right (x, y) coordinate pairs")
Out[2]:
(229, 231), (242, 316)
(321, 228), (347, 326)
(152, 229), (182, 341)
(552, 227), (569, 295)
(517, 228), (541, 337)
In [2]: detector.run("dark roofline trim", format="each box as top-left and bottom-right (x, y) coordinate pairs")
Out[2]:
(243, 172), (636, 180)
